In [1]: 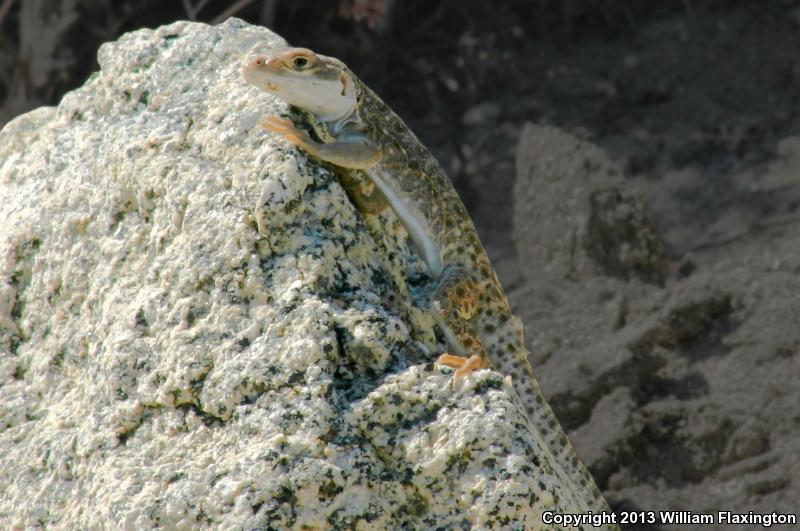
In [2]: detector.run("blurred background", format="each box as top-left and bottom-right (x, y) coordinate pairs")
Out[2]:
(2, 1), (799, 527)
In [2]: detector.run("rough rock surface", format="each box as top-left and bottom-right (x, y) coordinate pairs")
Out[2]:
(512, 124), (800, 530)
(0, 20), (596, 529)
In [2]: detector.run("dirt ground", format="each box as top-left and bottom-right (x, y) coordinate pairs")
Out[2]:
(2, 1), (798, 528)
(512, 124), (799, 529)
(468, 4), (800, 528)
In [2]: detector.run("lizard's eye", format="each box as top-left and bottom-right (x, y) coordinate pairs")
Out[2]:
(292, 56), (309, 69)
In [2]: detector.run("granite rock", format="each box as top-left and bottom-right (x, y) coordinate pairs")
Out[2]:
(0, 20), (587, 529)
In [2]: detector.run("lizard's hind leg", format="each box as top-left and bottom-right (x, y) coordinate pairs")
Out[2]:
(337, 170), (389, 214)
(432, 266), (489, 376)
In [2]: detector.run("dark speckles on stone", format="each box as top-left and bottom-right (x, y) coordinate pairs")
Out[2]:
(250, 500), (264, 514)
(388, 393), (403, 406)
(262, 450), (280, 462)
(401, 490), (428, 517)
(287, 371), (305, 385)
(318, 479), (344, 500)
(400, 467), (415, 485)
(274, 485), (297, 505)
(281, 410), (304, 423)
(445, 451), (472, 475)
(474, 377), (503, 394)
(134, 308), (148, 328)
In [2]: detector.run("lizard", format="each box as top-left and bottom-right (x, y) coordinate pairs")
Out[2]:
(242, 46), (617, 523)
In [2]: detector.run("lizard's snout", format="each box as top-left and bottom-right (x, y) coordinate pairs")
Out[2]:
(242, 55), (265, 76)
(242, 54), (283, 91)
(242, 55), (279, 91)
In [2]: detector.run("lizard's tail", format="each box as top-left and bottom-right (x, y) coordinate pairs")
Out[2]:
(500, 315), (620, 529)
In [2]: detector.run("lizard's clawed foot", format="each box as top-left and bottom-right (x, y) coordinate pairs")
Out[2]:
(437, 353), (487, 378)
(260, 115), (315, 152)
(260, 115), (297, 133)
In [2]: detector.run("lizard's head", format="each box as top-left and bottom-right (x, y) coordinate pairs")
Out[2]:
(243, 47), (357, 122)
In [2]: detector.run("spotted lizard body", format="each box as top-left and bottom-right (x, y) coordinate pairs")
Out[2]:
(243, 46), (617, 524)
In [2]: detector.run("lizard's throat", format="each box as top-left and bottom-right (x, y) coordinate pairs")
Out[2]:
(317, 100), (359, 134)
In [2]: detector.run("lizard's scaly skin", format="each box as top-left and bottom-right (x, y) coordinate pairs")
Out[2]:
(243, 47), (617, 522)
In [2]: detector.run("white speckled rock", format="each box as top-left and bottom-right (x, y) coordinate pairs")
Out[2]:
(0, 19), (585, 529)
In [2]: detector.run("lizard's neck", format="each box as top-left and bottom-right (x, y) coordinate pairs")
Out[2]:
(317, 70), (361, 131)
(309, 83), (444, 278)
(318, 102), (358, 132)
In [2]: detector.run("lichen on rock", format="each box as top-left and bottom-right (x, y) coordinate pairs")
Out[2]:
(1, 19), (587, 530)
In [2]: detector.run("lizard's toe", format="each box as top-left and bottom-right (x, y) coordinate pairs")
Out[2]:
(437, 353), (467, 369)
(284, 134), (306, 147)
(437, 353), (486, 378)
(260, 115), (296, 133)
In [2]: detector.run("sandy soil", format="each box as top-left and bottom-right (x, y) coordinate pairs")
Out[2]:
(511, 124), (799, 530)
(445, 5), (800, 528)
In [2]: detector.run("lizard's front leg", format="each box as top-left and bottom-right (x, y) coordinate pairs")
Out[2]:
(432, 265), (490, 377)
(262, 116), (388, 213)
(261, 116), (382, 169)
